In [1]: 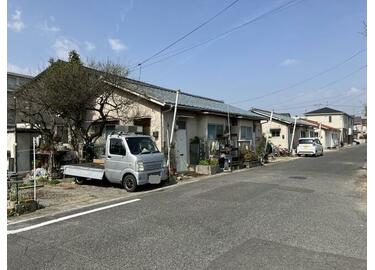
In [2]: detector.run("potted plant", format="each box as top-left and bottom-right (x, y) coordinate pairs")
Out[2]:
(195, 158), (221, 175)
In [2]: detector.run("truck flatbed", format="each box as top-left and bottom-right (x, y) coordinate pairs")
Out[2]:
(64, 163), (105, 180)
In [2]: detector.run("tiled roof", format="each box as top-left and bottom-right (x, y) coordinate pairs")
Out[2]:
(250, 108), (313, 127)
(304, 107), (344, 115)
(112, 76), (265, 120)
(36, 61), (265, 120)
(301, 119), (339, 131)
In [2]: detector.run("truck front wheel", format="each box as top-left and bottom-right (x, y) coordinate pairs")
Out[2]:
(122, 174), (137, 192)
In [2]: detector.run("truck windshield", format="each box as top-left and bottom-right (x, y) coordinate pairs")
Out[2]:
(126, 137), (160, 155)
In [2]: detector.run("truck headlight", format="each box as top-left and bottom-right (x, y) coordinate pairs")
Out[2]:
(136, 161), (144, 172)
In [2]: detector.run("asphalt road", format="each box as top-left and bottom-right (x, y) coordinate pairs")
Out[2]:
(8, 145), (367, 270)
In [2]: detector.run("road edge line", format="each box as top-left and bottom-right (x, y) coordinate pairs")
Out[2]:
(7, 198), (140, 235)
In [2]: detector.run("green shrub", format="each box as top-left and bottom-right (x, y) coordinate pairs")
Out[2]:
(199, 159), (218, 165)
(49, 179), (60, 185)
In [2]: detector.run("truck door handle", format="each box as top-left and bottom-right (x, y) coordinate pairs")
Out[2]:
(180, 154), (184, 156)
(108, 155), (112, 158)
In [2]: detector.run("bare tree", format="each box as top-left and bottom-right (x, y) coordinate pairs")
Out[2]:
(16, 51), (143, 152)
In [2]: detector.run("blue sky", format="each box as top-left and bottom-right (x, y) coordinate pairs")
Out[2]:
(7, 0), (367, 116)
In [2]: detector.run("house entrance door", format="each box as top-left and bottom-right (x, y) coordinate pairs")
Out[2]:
(175, 129), (188, 172)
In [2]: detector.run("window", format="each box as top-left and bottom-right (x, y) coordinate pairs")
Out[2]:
(240, 126), (253, 140)
(309, 131), (315, 137)
(314, 132), (319, 138)
(300, 131), (306, 138)
(126, 137), (159, 155)
(176, 120), (186, 130)
(270, 129), (280, 137)
(314, 139), (322, 145)
(207, 124), (224, 139)
(109, 138), (126, 155)
(328, 116), (332, 123)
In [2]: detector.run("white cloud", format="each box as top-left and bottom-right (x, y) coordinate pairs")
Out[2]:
(84, 41), (95, 51)
(280, 58), (298, 67)
(347, 87), (361, 95)
(40, 20), (60, 32)
(53, 38), (80, 59)
(8, 9), (25, 32)
(108, 38), (127, 52)
(12, 10), (21, 20)
(7, 63), (38, 76)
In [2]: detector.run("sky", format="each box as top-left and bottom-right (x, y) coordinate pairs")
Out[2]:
(7, 0), (367, 116)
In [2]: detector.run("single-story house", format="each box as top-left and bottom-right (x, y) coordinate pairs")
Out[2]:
(28, 61), (266, 173)
(300, 119), (340, 149)
(97, 77), (266, 172)
(250, 108), (315, 150)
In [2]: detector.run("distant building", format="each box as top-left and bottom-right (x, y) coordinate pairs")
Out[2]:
(353, 116), (367, 141)
(304, 107), (354, 145)
(7, 72), (37, 173)
(300, 119), (340, 149)
(250, 108), (315, 150)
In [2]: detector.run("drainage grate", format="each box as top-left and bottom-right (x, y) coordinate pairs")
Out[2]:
(289, 176), (307, 180)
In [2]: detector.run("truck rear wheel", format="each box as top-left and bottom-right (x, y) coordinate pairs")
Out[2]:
(122, 174), (137, 192)
(75, 177), (86, 185)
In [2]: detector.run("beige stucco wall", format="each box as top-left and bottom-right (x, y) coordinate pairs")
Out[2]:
(89, 90), (164, 149)
(304, 114), (353, 144)
(305, 115), (349, 129)
(261, 121), (290, 149)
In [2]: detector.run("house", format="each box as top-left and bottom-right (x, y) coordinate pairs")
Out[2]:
(304, 107), (354, 145)
(300, 119), (340, 149)
(353, 116), (367, 142)
(250, 108), (315, 150)
(7, 72), (38, 173)
(99, 77), (266, 172)
(29, 62), (266, 172)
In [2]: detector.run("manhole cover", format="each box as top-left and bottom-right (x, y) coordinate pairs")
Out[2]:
(289, 176), (307, 180)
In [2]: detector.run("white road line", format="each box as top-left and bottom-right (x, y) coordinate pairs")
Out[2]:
(7, 198), (141, 235)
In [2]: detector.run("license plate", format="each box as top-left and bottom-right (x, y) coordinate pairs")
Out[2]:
(148, 174), (161, 184)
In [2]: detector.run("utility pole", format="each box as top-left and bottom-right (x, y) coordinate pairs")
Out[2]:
(227, 104), (231, 143)
(290, 116), (298, 152)
(167, 90), (180, 172)
(264, 110), (274, 153)
(33, 137), (37, 201)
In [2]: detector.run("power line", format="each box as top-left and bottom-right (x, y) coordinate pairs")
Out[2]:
(274, 66), (367, 109)
(136, 0), (241, 67)
(275, 91), (366, 111)
(229, 48), (367, 105)
(129, 0), (305, 72)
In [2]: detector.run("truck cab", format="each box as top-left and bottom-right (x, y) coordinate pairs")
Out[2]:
(105, 133), (168, 191)
(63, 133), (168, 192)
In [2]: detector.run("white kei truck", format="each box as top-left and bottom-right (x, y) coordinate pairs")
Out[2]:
(63, 133), (169, 192)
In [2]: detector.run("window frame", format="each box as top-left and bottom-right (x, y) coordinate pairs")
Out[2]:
(109, 138), (126, 156)
(270, 128), (281, 137)
(207, 123), (224, 139)
(240, 126), (253, 141)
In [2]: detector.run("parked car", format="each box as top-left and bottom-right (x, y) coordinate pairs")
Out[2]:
(297, 138), (323, 157)
(63, 133), (169, 192)
(353, 140), (360, 145)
